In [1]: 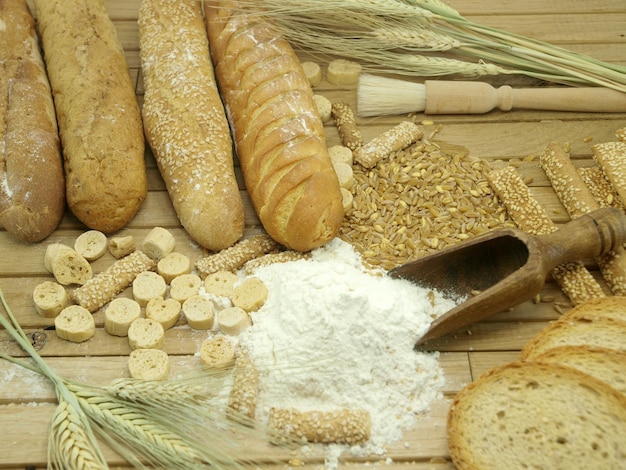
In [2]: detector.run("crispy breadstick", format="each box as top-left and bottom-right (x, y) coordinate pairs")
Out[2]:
(353, 121), (423, 169)
(242, 251), (311, 275)
(487, 166), (605, 305)
(592, 141), (626, 206)
(540, 142), (626, 296)
(227, 348), (258, 421)
(269, 407), (370, 445)
(331, 102), (363, 151)
(72, 251), (157, 312)
(577, 167), (623, 209)
(195, 234), (279, 278)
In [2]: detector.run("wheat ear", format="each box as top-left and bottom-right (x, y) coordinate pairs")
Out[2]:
(48, 396), (109, 470)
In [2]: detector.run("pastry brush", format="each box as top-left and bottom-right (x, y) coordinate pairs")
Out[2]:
(357, 74), (626, 117)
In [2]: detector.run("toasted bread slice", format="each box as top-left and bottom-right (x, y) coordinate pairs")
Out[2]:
(561, 295), (626, 323)
(520, 316), (626, 360)
(533, 345), (626, 395)
(447, 361), (626, 470)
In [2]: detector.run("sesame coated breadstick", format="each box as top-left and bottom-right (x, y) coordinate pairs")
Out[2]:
(269, 407), (371, 445)
(331, 102), (363, 151)
(592, 141), (626, 206)
(72, 251), (157, 312)
(195, 234), (279, 278)
(577, 167), (623, 209)
(227, 348), (259, 421)
(353, 121), (423, 169)
(487, 166), (605, 305)
(242, 250), (311, 275)
(540, 142), (626, 296)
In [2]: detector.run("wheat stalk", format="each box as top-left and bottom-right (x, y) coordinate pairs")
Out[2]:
(48, 396), (109, 470)
(68, 384), (208, 469)
(228, 0), (626, 92)
(0, 287), (274, 469)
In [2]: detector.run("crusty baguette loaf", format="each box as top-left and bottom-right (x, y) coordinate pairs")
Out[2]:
(0, 0), (65, 242)
(139, 0), (245, 251)
(204, 1), (344, 251)
(33, 0), (146, 233)
(533, 345), (626, 395)
(447, 361), (626, 470)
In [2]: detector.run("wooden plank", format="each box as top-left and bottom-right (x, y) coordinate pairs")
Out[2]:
(469, 351), (522, 378)
(416, 321), (551, 352)
(0, 398), (457, 468)
(0, 353), (471, 404)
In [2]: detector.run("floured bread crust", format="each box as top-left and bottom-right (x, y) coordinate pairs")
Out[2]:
(34, 0), (147, 233)
(0, 0), (65, 242)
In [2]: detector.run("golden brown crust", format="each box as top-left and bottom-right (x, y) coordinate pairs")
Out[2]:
(33, 0), (146, 233)
(139, 0), (245, 251)
(0, 0), (65, 242)
(205, 0), (344, 251)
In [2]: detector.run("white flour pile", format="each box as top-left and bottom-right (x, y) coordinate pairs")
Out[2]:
(239, 238), (457, 463)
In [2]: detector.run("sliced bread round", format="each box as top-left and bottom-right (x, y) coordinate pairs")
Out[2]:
(561, 295), (626, 323)
(447, 361), (626, 470)
(533, 345), (626, 395)
(520, 316), (626, 360)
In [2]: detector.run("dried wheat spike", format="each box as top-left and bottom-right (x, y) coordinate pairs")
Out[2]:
(195, 234), (279, 278)
(268, 407), (371, 445)
(487, 166), (605, 305)
(72, 251), (157, 312)
(331, 101), (363, 151)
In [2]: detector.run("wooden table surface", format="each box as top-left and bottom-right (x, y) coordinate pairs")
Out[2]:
(2, 1), (626, 468)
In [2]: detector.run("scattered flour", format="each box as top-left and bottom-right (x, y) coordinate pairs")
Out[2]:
(238, 238), (457, 464)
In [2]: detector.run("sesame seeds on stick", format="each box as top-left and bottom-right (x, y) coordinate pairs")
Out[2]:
(487, 166), (606, 305)
(540, 142), (626, 296)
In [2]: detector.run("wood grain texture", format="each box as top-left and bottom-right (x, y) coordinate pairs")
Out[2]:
(2, 1), (626, 468)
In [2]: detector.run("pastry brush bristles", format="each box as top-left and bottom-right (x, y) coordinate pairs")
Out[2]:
(357, 74), (427, 117)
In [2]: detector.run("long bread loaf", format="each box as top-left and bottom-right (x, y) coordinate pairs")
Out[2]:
(0, 0), (65, 242)
(33, 0), (147, 233)
(139, 0), (245, 251)
(204, 1), (344, 252)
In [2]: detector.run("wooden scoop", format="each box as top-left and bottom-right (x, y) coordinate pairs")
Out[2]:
(389, 207), (626, 345)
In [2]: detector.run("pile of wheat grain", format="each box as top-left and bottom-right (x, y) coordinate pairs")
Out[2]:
(340, 140), (513, 270)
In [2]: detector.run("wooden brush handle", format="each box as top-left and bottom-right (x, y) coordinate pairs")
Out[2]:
(424, 81), (626, 114)
(538, 207), (626, 273)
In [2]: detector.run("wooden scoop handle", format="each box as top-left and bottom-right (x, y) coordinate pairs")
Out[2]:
(424, 81), (626, 114)
(538, 207), (626, 273)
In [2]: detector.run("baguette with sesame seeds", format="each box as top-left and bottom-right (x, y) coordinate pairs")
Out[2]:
(139, 0), (245, 251)
(33, 0), (147, 233)
(204, 1), (344, 252)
